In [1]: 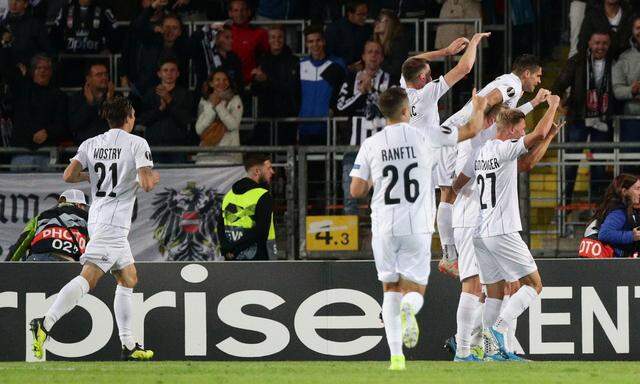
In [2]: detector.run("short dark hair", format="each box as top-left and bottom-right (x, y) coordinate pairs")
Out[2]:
(243, 153), (271, 171)
(378, 87), (408, 120)
(401, 57), (428, 83)
(85, 61), (108, 77)
(589, 29), (612, 40)
(511, 54), (541, 75)
(268, 24), (285, 33)
(158, 56), (179, 70)
(162, 13), (182, 26)
(496, 108), (525, 131)
(101, 96), (133, 129)
(346, 1), (367, 14)
(304, 24), (324, 38)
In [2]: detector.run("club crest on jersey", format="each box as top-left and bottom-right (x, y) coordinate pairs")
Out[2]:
(151, 182), (225, 261)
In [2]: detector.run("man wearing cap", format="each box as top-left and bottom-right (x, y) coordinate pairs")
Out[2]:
(6, 189), (89, 262)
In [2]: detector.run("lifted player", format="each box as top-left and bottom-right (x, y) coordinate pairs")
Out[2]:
(437, 54), (547, 276)
(30, 97), (160, 361)
(453, 95), (561, 361)
(350, 87), (487, 370)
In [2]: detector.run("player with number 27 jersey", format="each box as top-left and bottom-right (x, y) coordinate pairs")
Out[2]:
(73, 129), (153, 230)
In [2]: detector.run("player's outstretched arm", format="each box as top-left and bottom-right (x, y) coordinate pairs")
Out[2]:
(350, 177), (371, 199)
(452, 173), (471, 195)
(457, 88), (488, 142)
(63, 160), (89, 183)
(138, 166), (160, 192)
(408, 37), (469, 62)
(443, 32), (490, 88)
(518, 121), (563, 172)
(523, 94), (560, 149)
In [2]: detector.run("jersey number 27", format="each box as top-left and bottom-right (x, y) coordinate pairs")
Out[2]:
(476, 172), (496, 209)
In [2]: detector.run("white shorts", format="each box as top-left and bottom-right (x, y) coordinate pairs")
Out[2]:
(473, 233), (538, 285)
(435, 146), (457, 187)
(80, 223), (134, 273)
(371, 233), (432, 286)
(453, 227), (479, 281)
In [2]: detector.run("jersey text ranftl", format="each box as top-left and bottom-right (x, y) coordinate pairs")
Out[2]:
(381, 146), (417, 162)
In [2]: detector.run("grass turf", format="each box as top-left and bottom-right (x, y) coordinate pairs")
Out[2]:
(1, 361), (639, 384)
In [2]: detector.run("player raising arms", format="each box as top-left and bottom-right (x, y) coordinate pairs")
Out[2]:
(437, 54), (548, 276)
(452, 94), (561, 361)
(350, 87), (487, 370)
(30, 97), (160, 361)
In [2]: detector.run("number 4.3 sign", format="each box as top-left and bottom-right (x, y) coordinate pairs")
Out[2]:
(306, 216), (359, 251)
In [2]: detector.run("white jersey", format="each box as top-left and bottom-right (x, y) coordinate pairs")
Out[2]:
(72, 129), (154, 230)
(350, 122), (458, 236)
(461, 137), (528, 237)
(401, 75), (450, 134)
(442, 73), (524, 130)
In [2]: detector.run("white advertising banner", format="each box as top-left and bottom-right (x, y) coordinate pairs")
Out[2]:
(0, 167), (246, 261)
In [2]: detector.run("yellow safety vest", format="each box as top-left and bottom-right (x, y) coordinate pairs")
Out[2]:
(222, 187), (275, 241)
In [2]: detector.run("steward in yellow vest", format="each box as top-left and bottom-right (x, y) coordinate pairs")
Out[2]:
(218, 153), (277, 260)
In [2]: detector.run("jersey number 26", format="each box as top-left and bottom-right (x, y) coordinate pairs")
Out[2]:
(383, 163), (419, 205)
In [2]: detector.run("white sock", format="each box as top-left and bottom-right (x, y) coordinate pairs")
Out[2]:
(44, 275), (90, 331)
(401, 291), (424, 314)
(114, 285), (135, 350)
(482, 298), (502, 329)
(437, 202), (454, 246)
(382, 292), (403, 356)
(494, 285), (538, 333)
(455, 292), (481, 357)
(507, 316), (518, 353)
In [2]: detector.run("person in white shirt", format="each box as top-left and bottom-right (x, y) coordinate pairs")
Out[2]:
(29, 97), (160, 361)
(437, 54), (545, 275)
(453, 95), (561, 361)
(349, 86), (487, 370)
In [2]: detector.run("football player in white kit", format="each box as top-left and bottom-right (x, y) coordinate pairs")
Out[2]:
(453, 94), (561, 361)
(30, 97), (160, 361)
(350, 87), (487, 370)
(437, 54), (546, 276)
(448, 102), (561, 361)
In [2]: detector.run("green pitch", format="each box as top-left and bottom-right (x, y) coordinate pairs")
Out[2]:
(1, 361), (639, 384)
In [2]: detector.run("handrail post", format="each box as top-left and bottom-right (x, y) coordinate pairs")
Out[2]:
(298, 146), (308, 259)
(285, 145), (297, 259)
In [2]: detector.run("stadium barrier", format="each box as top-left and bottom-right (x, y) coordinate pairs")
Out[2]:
(1, 259), (639, 361)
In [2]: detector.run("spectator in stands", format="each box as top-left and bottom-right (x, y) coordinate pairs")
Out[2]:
(6, 189), (88, 262)
(325, 1), (371, 70)
(612, 15), (640, 163)
(373, 9), (408, 84)
(128, 6), (189, 102)
(195, 69), (243, 165)
(0, 0), (54, 68)
(0, 53), (67, 171)
(298, 24), (345, 144)
(577, 0), (634, 58)
(140, 58), (192, 163)
(569, 0), (590, 58)
(228, 0), (269, 84)
(250, 24), (300, 145)
(52, 0), (118, 54)
(256, 0), (300, 20)
(68, 62), (114, 144)
(592, 173), (640, 257)
(553, 30), (614, 204)
(336, 40), (390, 215)
(435, 0), (481, 52)
(191, 23), (243, 96)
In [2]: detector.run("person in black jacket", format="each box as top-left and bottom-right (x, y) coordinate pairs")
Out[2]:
(140, 57), (192, 164)
(6, 189), (89, 262)
(191, 23), (243, 97)
(0, 0), (54, 68)
(324, 1), (372, 70)
(218, 153), (277, 261)
(1, 52), (68, 171)
(127, 6), (190, 102)
(576, 0), (635, 59)
(52, 0), (118, 54)
(68, 62), (114, 144)
(250, 24), (300, 145)
(553, 29), (614, 204)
